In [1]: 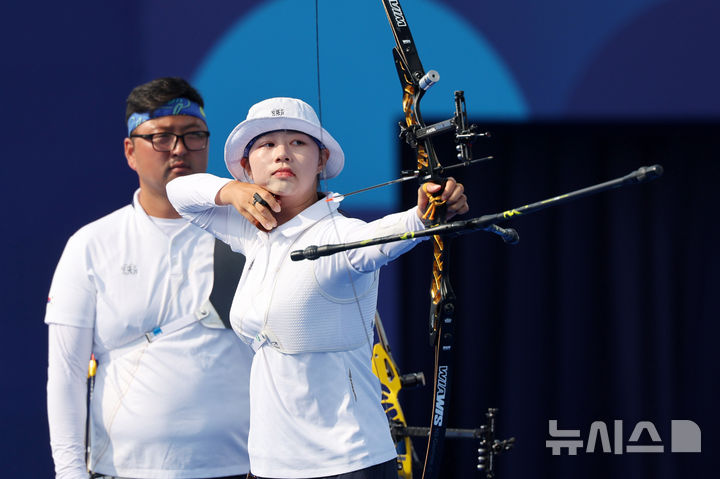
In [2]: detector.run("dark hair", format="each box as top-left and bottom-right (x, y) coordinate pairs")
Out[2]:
(125, 77), (204, 122)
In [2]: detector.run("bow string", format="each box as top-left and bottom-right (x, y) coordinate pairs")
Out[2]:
(312, 1), (506, 477)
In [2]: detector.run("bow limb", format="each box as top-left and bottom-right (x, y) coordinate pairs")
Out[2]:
(381, 1), (456, 478)
(371, 313), (417, 479)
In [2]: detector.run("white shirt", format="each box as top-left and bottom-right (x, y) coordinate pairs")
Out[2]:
(45, 190), (252, 479)
(167, 174), (427, 478)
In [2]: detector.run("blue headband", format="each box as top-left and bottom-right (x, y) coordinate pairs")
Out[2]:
(127, 98), (206, 136)
(243, 129), (326, 158)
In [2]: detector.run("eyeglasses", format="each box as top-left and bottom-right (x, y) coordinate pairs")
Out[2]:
(130, 131), (210, 152)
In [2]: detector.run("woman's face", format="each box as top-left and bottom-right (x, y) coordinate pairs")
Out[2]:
(242, 130), (328, 199)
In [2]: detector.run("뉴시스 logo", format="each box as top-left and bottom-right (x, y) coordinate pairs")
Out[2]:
(546, 419), (701, 455)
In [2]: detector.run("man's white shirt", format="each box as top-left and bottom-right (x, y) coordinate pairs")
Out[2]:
(46, 190), (252, 479)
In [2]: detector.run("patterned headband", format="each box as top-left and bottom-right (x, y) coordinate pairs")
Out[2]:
(127, 98), (206, 136)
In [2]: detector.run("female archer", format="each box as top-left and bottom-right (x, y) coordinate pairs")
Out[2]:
(167, 97), (468, 479)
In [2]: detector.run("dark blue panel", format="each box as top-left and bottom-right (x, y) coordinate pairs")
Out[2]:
(1, 1), (718, 477)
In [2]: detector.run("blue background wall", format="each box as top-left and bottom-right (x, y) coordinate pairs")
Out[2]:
(2, 0), (717, 477)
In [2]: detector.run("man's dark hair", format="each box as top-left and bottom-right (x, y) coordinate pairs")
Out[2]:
(125, 77), (204, 122)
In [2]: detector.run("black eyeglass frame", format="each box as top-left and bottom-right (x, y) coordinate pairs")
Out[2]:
(130, 131), (210, 152)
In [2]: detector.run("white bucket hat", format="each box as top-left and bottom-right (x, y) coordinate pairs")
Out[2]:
(224, 97), (344, 182)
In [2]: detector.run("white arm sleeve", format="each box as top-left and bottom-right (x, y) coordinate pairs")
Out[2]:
(166, 173), (250, 252)
(47, 323), (93, 479)
(343, 206), (427, 271)
(317, 207), (427, 298)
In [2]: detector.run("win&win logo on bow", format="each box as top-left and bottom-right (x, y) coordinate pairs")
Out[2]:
(546, 419), (701, 455)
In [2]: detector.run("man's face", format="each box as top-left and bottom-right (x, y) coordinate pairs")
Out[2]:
(124, 114), (209, 198)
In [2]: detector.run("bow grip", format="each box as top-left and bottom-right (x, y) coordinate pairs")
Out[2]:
(421, 177), (449, 225)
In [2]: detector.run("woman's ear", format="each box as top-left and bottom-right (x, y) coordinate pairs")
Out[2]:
(240, 157), (253, 180)
(317, 149), (330, 174)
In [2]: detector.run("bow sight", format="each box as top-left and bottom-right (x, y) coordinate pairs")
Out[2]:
(397, 89), (488, 167)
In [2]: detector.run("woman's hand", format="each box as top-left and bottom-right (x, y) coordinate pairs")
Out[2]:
(215, 181), (281, 231)
(417, 177), (469, 222)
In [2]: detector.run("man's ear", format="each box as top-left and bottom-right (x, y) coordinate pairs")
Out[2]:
(240, 157), (253, 180)
(124, 137), (138, 172)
